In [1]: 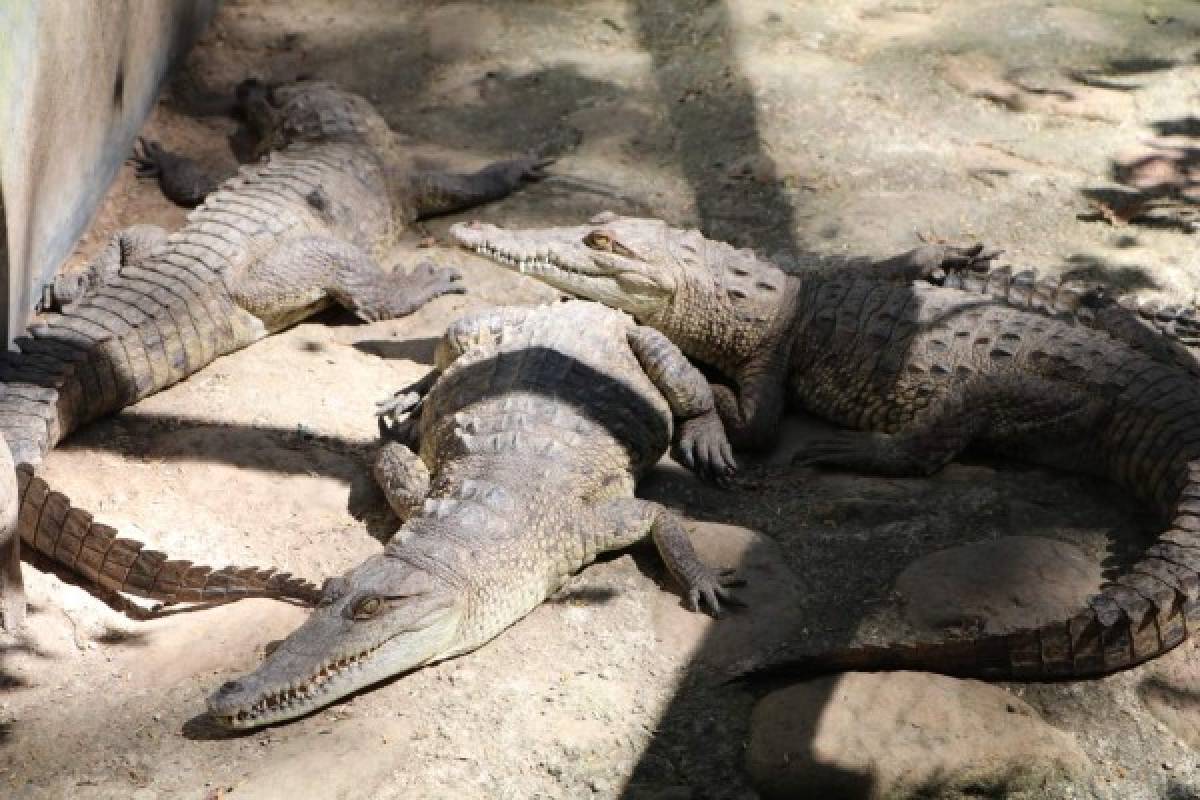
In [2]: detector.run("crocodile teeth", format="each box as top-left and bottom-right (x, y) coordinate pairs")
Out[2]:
(219, 641), (390, 726)
(475, 243), (574, 279)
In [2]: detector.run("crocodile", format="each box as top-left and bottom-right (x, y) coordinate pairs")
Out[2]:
(908, 259), (1200, 376)
(206, 300), (740, 728)
(450, 213), (1200, 680)
(0, 79), (550, 630)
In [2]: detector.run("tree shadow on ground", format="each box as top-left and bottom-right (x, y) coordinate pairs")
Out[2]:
(149, 5), (1200, 796)
(610, 7), (1200, 785)
(1079, 115), (1200, 233)
(616, 0), (844, 794)
(0, 609), (54, 718)
(1068, 56), (1181, 92)
(1057, 253), (1164, 292)
(1169, 781), (1200, 800)
(52, 410), (391, 537)
(628, 0), (802, 259)
(352, 336), (441, 365)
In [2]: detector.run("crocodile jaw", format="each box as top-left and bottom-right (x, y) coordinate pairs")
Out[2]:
(207, 554), (462, 729)
(449, 219), (675, 322)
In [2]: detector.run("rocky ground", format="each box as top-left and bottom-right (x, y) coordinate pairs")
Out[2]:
(2, 1), (1200, 798)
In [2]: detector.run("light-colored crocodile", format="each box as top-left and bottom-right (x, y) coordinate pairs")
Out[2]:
(0, 79), (549, 629)
(451, 213), (1200, 680)
(206, 300), (739, 728)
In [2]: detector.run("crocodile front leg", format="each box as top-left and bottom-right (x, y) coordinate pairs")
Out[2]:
(333, 259), (466, 322)
(626, 325), (736, 481)
(711, 358), (789, 452)
(591, 497), (741, 614)
(862, 243), (1001, 284)
(231, 235), (464, 328)
(408, 157), (553, 219)
(132, 138), (225, 208)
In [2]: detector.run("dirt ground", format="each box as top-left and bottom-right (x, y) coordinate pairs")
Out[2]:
(4, 1), (1200, 798)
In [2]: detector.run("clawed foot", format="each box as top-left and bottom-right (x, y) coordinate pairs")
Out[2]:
(130, 137), (164, 178)
(409, 260), (466, 295)
(354, 262), (466, 323)
(376, 389), (422, 419)
(401, 261), (467, 312)
(684, 567), (746, 617)
(924, 243), (1005, 284)
(375, 388), (424, 441)
(673, 413), (737, 486)
(869, 243), (1003, 285)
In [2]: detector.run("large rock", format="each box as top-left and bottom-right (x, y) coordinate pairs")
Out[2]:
(894, 535), (1102, 635)
(746, 671), (1086, 800)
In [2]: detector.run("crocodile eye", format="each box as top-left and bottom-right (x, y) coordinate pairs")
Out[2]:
(584, 231), (613, 251)
(353, 596), (382, 619)
(585, 231), (639, 259)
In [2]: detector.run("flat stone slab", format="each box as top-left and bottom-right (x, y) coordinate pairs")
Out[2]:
(746, 671), (1087, 800)
(894, 535), (1103, 636)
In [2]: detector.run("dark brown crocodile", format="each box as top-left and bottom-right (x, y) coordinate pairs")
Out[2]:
(909, 259), (1200, 377)
(0, 79), (548, 629)
(451, 213), (1200, 680)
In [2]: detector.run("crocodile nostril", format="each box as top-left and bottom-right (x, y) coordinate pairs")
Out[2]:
(218, 680), (244, 695)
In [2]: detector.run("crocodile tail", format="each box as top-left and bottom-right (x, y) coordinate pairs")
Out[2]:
(745, 465), (1200, 682)
(744, 582), (1199, 682)
(747, 573), (1198, 683)
(15, 465), (321, 606)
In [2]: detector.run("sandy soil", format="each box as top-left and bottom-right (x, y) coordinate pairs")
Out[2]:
(4, 1), (1200, 798)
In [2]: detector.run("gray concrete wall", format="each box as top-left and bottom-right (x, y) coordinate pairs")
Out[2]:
(0, 0), (217, 344)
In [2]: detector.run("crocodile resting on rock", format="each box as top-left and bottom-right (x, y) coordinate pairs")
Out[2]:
(0, 79), (548, 629)
(207, 301), (739, 728)
(452, 213), (1200, 680)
